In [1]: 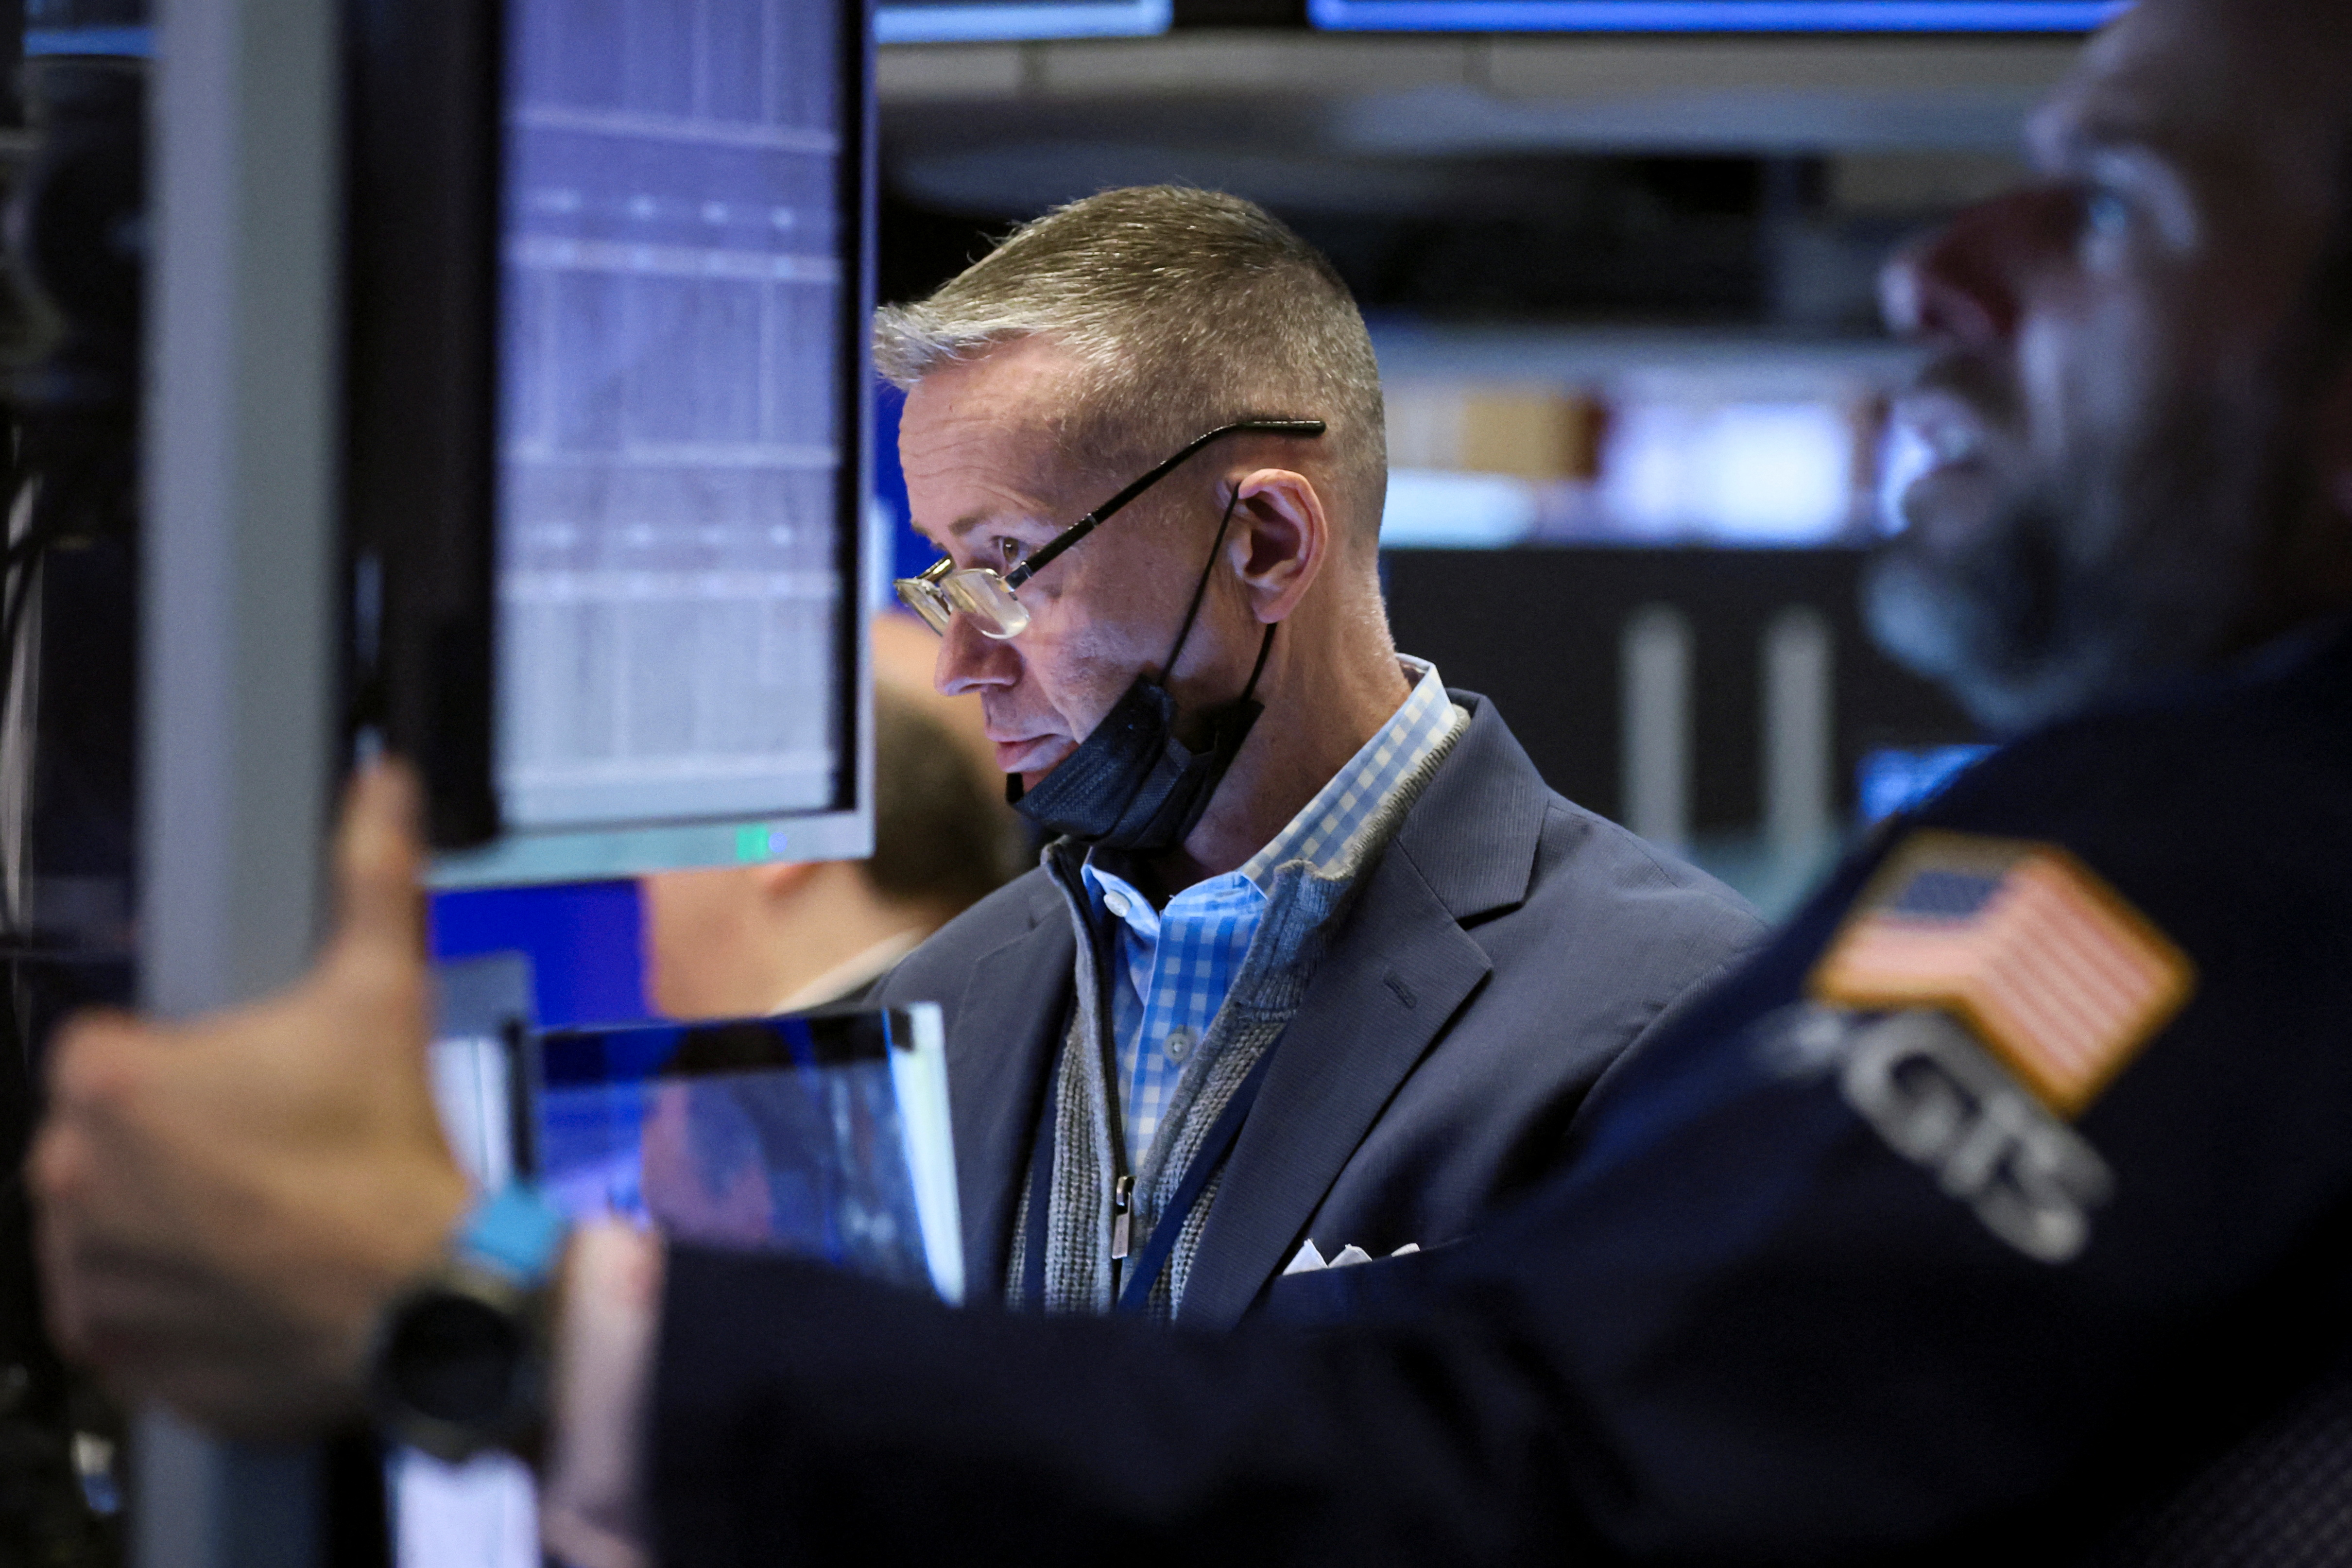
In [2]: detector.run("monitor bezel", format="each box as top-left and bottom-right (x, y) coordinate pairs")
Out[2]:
(343, 0), (879, 885)
(1304, 0), (2125, 30)
(874, 0), (1171, 43)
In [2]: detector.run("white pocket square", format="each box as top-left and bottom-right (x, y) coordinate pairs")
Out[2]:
(1284, 1240), (1421, 1275)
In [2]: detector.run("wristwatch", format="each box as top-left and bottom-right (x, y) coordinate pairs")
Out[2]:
(371, 1184), (570, 1463)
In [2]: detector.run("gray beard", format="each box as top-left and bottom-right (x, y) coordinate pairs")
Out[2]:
(1863, 386), (2285, 736)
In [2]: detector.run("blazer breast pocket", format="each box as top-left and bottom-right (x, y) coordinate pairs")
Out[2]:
(1254, 1242), (1453, 1328)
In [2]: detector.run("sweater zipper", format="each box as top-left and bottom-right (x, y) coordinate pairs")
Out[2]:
(1111, 1174), (1134, 1261)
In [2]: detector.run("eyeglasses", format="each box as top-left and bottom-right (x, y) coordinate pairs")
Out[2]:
(894, 417), (1327, 640)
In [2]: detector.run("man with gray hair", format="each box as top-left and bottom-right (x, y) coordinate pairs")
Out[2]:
(867, 186), (1763, 1324)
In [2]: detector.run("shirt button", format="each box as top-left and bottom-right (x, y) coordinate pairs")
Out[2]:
(1166, 1029), (1192, 1062)
(1103, 890), (1131, 918)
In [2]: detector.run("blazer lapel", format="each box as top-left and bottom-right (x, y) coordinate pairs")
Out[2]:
(944, 882), (1074, 1301)
(1176, 692), (1550, 1329)
(1179, 849), (1491, 1328)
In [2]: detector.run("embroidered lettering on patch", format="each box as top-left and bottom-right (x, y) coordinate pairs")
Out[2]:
(1809, 832), (2195, 1119)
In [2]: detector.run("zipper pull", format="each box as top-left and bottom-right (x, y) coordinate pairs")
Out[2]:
(1110, 1174), (1133, 1260)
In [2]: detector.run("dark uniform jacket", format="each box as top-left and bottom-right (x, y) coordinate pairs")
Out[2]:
(653, 621), (2352, 1567)
(871, 689), (1766, 1325)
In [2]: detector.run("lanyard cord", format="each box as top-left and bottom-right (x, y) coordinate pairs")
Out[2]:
(1091, 917), (1134, 1294)
(1111, 1045), (1276, 1317)
(1020, 989), (1280, 1317)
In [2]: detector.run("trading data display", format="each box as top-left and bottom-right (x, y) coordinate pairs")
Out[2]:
(1309, 0), (2127, 30)
(498, 0), (852, 833)
(875, 0), (1171, 42)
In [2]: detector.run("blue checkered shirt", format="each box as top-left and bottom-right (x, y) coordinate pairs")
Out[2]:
(1081, 658), (1465, 1164)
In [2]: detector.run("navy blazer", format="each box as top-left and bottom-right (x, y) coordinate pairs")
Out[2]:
(872, 689), (1766, 1326)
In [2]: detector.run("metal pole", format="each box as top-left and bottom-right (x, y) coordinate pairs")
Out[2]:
(1761, 604), (1836, 856)
(1620, 603), (1694, 853)
(138, 0), (343, 1562)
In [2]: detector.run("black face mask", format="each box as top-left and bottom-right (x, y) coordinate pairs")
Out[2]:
(1008, 491), (1276, 853)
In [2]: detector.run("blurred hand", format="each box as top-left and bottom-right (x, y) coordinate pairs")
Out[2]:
(32, 762), (471, 1439)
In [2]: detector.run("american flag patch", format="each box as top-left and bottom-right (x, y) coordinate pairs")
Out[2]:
(1809, 832), (2195, 1118)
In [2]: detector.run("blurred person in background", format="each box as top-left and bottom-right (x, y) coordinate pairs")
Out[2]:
(35, 1), (2352, 1562)
(641, 676), (1019, 1019)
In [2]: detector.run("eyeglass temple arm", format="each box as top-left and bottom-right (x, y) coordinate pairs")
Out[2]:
(1003, 418), (1325, 589)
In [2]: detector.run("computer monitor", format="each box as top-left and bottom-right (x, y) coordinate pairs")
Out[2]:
(1308, 0), (2126, 32)
(876, 0), (1171, 43)
(398, 959), (958, 1568)
(343, 0), (876, 886)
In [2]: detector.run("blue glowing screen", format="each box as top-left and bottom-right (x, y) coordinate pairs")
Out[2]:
(1310, 0), (2126, 32)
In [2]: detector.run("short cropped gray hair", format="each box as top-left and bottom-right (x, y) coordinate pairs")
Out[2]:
(874, 187), (1387, 550)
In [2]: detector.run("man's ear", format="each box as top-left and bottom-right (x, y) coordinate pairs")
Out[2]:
(1227, 468), (1329, 624)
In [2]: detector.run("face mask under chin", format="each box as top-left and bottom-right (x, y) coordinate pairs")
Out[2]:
(1006, 663), (1268, 853)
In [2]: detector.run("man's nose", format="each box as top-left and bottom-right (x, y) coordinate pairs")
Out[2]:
(934, 611), (1018, 696)
(1880, 189), (2063, 350)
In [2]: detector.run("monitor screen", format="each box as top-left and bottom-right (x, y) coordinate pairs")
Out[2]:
(495, 0), (854, 838)
(344, 0), (875, 884)
(397, 967), (958, 1568)
(1308, 0), (2125, 32)
(532, 1010), (961, 1301)
(876, 0), (1171, 42)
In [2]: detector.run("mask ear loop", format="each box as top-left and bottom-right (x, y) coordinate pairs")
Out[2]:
(1160, 485), (1280, 710)
(1165, 491), (1278, 847)
(1156, 485), (1246, 678)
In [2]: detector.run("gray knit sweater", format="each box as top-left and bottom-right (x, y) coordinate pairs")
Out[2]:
(1006, 718), (1466, 1323)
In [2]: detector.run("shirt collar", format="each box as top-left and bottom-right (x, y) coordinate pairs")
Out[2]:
(1236, 655), (1456, 888)
(1078, 656), (1458, 923)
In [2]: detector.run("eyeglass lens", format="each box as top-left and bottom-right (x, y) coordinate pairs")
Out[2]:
(896, 568), (1032, 640)
(944, 570), (1031, 638)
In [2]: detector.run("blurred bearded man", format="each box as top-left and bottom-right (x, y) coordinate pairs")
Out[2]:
(1866, 8), (2352, 729)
